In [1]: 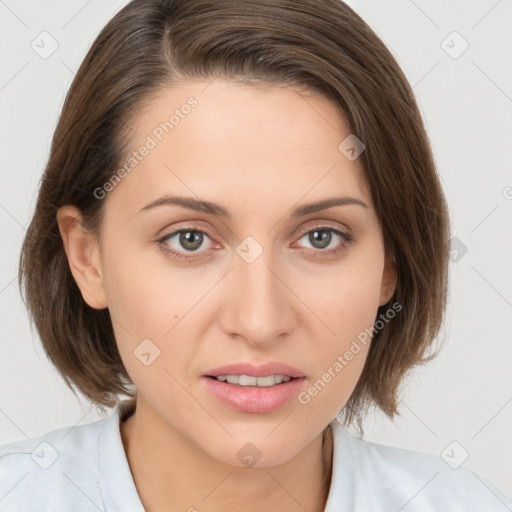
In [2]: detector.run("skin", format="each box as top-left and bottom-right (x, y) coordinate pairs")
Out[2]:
(57, 79), (397, 512)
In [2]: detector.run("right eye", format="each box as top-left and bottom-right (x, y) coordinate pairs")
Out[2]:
(158, 228), (217, 260)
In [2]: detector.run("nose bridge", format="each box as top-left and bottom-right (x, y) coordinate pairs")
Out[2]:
(225, 241), (293, 345)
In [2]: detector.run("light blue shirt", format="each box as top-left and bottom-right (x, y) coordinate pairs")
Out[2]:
(0, 400), (511, 511)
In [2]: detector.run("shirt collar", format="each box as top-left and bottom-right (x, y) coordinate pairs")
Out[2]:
(98, 399), (145, 512)
(100, 400), (351, 511)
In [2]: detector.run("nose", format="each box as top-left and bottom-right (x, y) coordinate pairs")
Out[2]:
(220, 247), (296, 348)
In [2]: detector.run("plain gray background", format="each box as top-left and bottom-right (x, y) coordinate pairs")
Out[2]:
(1, 0), (511, 501)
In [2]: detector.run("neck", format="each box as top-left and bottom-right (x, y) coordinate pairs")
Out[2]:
(120, 397), (334, 512)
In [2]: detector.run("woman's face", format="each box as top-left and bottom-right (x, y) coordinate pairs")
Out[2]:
(90, 79), (396, 466)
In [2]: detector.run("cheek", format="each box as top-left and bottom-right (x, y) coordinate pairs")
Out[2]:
(100, 223), (196, 336)
(299, 252), (384, 344)
(100, 241), (211, 379)
(292, 253), (383, 418)
(99, 236), (178, 368)
(102, 255), (167, 336)
(295, 284), (376, 428)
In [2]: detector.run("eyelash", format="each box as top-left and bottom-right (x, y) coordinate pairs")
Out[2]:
(156, 225), (354, 261)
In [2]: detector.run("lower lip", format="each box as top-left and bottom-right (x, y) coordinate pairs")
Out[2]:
(201, 376), (306, 413)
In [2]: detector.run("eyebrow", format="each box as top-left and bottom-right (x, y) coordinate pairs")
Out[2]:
(136, 194), (369, 219)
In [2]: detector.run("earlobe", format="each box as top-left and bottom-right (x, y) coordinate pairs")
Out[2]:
(56, 205), (108, 310)
(379, 255), (398, 307)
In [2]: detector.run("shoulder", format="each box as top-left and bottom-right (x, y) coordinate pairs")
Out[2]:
(0, 410), (108, 511)
(326, 420), (512, 511)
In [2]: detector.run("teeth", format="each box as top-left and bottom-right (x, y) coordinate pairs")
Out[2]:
(214, 374), (292, 386)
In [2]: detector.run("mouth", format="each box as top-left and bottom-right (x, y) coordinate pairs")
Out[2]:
(204, 361), (305, 380)
(205, 374), (300, 387)
(201, 362), (306, 413)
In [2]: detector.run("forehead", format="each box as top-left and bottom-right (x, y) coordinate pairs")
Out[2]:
(110, 79), (372, 215)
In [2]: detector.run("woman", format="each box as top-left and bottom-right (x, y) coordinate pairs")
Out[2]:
(1, 0), (510, 510)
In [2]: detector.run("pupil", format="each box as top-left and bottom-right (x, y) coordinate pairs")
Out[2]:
(310, 230), (331, 249)
(180, 231), (202, 251)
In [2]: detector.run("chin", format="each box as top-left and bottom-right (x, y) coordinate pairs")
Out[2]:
(202, 433), (306, 470)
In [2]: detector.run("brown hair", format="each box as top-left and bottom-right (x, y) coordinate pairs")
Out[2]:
(19, 0), (450, 434)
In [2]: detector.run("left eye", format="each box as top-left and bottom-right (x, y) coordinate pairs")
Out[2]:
(296, 228), (346, 251)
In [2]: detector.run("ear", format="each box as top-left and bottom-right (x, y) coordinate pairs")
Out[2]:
(379, 254), (397, 307)
(56, 205), (108, 310)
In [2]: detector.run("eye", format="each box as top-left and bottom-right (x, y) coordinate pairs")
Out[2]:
(293, 226), (353, 257)
(158, 228), (216, 260)
(157, 225), (354, 261)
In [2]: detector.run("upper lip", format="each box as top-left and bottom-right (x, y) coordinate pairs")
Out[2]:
(204, 362), (305, 378)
